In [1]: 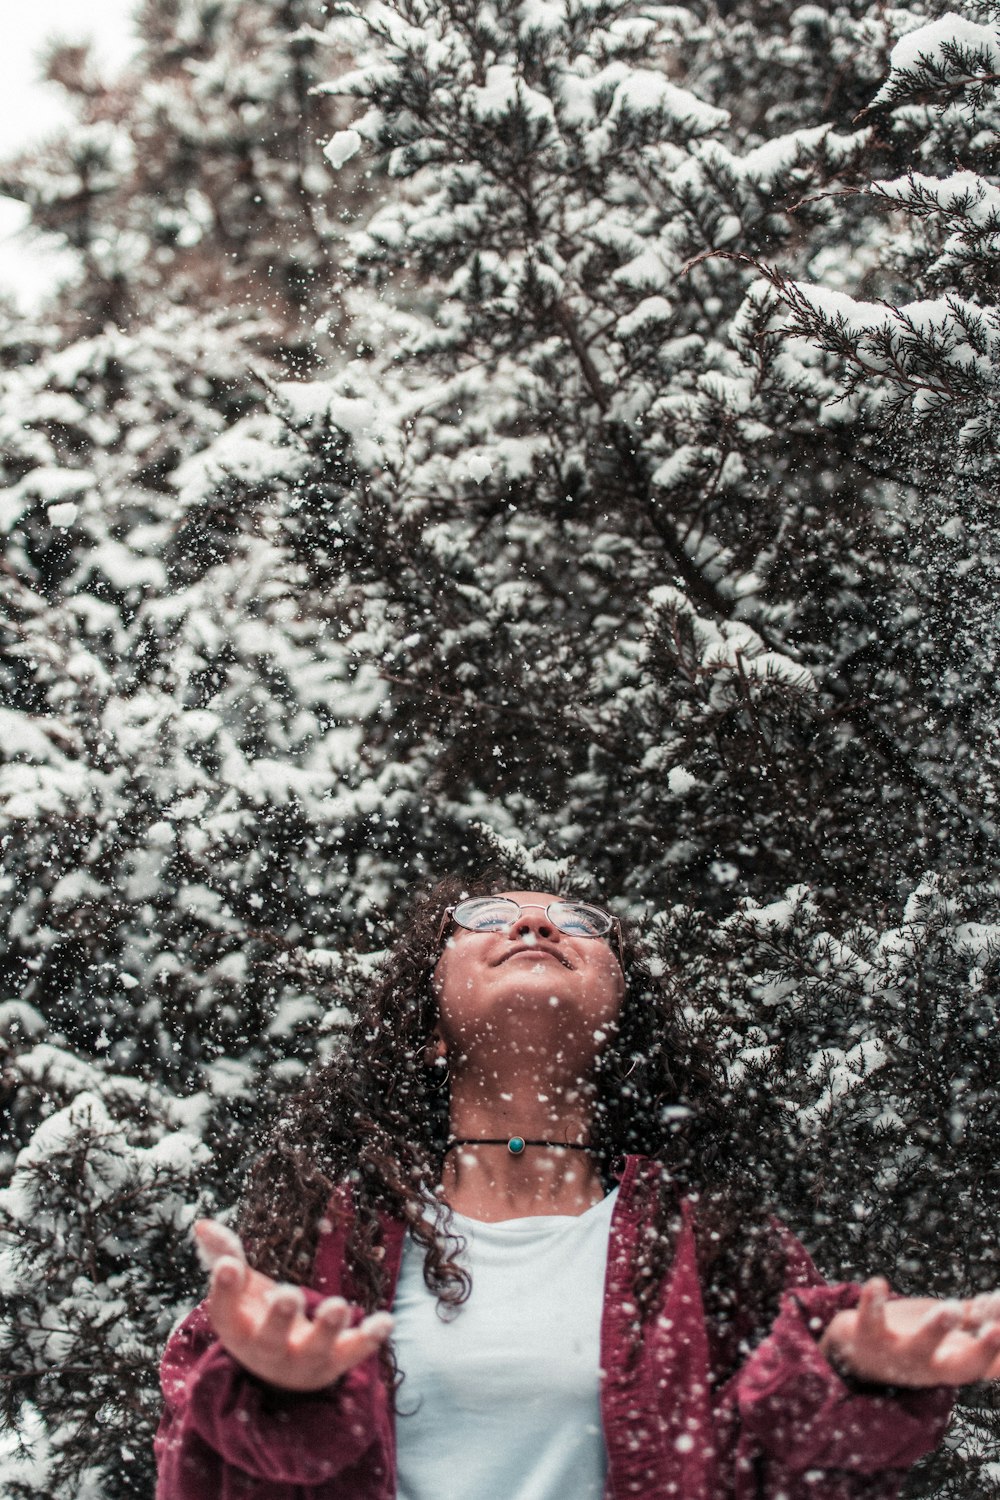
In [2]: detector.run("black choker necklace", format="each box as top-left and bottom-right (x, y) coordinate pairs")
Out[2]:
(446, 1136), (592, 1157)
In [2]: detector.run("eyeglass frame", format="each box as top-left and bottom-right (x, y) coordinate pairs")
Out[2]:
(436, 897), (624, 960)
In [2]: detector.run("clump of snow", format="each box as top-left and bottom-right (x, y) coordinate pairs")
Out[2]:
(954, 922), (1000, 960)
(465, 453), (494, 483)
(266, 996), (323, 1040)
(0, 711), (66, 765)
(800, 1039), (889, 1127)
(46, 502), (79, 527)
(875, 170), (1000, 223)
(273, 382), (388, 471)
(667, 766), (697, 796)
(324, 129), (363, 169)
(787, 282), (892, 335)
(17, 467), (91, 501)
(0, 468), (92, 533)
(741, 652), (816, 692)
(616, 296), (673, 339)
(784, 280), (997, 401)
(50, 869), (104, 906)
(736, 894), (800, 931)
(901, 874), (948, 926)
(467, 66), (556, 127)
(741, 125), (858, 186)
(77, 539), (167, 592)
(650, 445), (702, 490)
(610, 70), (728, 134)
(609, 237), (673, 291)
(0, 1001), (46, 1041)
(1, 764), (93, 821)
(519, 0), (564, 34)
(880, 14), (1000, 91)
(172, 416), (302, 507)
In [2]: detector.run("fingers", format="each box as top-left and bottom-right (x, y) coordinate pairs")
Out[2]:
(209, 1254), (248, 1302)
(361, 1311), (394, 1342)
(195, 1219), (248, 1272)
(935, 1319), (1000, 1385)
(332, 1311), (395, 1373)
(971, 1321), (1000, 1370)
(841, 1282), (1000, 1388)
(854, 1276), (890, 1345)
(211, 1273), (311, 1359)
(938, 1293), (1000, 1382)
(258, 1283), (307, 1345)
(304, 1305), (393, 1365)
(198, 1220), (267, 1346)
(964, 1292), (1000, 1332)
(902, 1298), (1000, 1385)
(206, 1255), (251, 1339)
(314, 1296), (351, 1340)
(969, 1299), (1000, 1379)
(906, 1294), (1000, 1383)
(282, 1300), (393, 1386)
(906, 1299), (964, 1362)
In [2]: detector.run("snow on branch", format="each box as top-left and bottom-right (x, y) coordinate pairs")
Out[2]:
(868, 13), (1000, 112)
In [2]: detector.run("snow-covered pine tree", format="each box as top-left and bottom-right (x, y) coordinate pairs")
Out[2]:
(0, 0), (367, 359)
(741, 8), (1000, 886)
(646, 873), (1000, 1499)
(288, 0), (998, 916)
(0, 1060), (211, 1500)
(0, 308), (384, 1495)
(0, 4), (386, 1491)
(2, 1), (999, 1496)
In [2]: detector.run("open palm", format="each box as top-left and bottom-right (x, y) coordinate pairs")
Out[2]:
(195, 1219), (393, 1393)
(821, 1279), (1000, 1387)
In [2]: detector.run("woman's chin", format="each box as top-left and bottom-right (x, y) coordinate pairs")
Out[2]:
(492, 972), (576, 1007)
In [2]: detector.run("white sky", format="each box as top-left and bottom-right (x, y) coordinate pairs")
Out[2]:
(0, 1), (140, 311)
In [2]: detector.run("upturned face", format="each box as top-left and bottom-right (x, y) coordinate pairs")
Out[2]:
(431, 890), (626, 1074)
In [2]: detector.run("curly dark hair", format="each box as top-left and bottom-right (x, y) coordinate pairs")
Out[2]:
(238, 875), (786, 1377)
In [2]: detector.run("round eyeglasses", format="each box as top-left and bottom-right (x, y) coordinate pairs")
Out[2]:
(437, 897), (622, 954)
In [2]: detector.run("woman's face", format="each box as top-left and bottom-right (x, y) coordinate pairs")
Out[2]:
(431, 889), (626, 1073)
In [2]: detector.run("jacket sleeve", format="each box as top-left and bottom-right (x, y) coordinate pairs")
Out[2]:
(734, 1280), (953, 1476)
(722, 1228), (953, 1498)
(154, 1295), (391, 1498)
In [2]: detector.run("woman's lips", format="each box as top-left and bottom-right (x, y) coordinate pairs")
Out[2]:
(498, 947), (570, 968)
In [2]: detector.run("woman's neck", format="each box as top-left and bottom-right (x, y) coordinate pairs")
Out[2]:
(439, 1065), (605, 1221)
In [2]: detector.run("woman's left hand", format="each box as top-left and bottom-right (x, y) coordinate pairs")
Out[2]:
(820, 1279), (1000, 1386)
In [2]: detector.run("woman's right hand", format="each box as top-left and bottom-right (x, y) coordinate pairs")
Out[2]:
(194, 1219), (394, 1393)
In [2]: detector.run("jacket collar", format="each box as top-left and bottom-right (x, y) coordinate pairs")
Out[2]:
(314, 1154), (658, 1308)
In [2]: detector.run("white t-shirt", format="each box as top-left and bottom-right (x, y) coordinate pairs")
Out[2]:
(392, 1188), (618, 1500)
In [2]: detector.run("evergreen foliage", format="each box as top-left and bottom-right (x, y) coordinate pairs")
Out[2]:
(0, 1), (998, 1495)
(0, 0), (366, 357)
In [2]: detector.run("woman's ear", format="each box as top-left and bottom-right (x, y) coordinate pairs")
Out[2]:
(422, 1031), (447, 1069)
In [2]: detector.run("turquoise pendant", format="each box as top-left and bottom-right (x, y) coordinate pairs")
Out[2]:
(507, 1136), (526, 1155)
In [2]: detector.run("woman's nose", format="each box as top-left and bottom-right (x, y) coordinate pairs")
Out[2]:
(510, 907), (556, 940)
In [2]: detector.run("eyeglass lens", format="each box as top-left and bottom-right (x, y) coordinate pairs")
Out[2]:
(452, 897), (612, 938)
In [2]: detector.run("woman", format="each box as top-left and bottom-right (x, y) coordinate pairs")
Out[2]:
(155, 882), (1000, 1500)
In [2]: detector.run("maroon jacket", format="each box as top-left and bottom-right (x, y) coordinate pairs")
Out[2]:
(155, 1156), (951, 1499)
